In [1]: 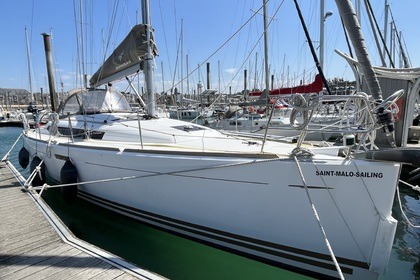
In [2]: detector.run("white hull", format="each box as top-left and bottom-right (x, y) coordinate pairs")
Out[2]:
(23, 118), (398, 280)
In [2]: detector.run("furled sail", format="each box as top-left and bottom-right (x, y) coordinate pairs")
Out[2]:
(248, 74), (323, 97)
(89, 24), (158, 87)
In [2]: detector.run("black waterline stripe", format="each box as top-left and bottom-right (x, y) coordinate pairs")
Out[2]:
(78, 190), (365, 273)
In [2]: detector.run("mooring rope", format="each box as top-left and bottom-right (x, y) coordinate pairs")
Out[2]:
(1, 132), (23, 162)
(312, 161), (369, 263)
(27, 156), (286, 197)
(292, 150), (345, 280)
(24, 158), (45, 190)
(397, 182), (420, 229)
(399, 179), (420, 193)
(289, 93), (320, 131)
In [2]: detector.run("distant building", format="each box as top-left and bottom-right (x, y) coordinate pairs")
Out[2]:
(0, 88), (32, 107)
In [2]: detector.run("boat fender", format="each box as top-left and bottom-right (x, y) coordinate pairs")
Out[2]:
(18, 147), (30, 169)
(60, 160), (78, 204)
(29, 156), (46, 186)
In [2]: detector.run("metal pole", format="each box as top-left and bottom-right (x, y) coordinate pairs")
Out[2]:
(206, 62), (211, 90)
(42, 33), (59, 112)
(320, 0), (325, 69)
(25, 27), (33, 102)
(383, 0), (389, 64)
(263, 0), (270, 92)
(335, 0), (383, 101)
(141, 0), (156, 116)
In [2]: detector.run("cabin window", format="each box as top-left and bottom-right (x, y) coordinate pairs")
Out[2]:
(59, 89), (132, 116)
(229, 121), (242, 126)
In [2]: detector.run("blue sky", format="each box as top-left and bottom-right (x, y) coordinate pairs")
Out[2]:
(1, 0), (419, 95)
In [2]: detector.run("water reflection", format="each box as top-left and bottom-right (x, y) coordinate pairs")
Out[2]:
(388, 167), (420, 280)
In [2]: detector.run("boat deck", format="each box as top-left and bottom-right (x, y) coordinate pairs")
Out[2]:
(0, 161), (164, 280)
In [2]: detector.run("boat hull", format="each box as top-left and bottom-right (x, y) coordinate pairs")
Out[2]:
(23, 133), (399, 280)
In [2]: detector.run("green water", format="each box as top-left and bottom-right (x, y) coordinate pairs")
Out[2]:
(43, 188), (311, 280)
(1, 126), (419, 279)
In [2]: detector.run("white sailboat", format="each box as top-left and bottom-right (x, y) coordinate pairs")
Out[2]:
(18, 1), (410, 279)
(207, 74), (348, 141)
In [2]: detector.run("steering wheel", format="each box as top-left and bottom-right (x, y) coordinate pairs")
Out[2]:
(375, 89), (404, 111)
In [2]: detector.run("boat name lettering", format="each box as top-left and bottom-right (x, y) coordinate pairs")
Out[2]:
(115, 60), (132, 70)
(315, 170), (383, 178)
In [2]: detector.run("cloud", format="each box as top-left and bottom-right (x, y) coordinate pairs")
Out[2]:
(60, 74), (72, 81)
(224, 68), (237, 74)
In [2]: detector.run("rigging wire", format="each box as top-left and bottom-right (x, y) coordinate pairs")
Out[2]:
(49, 29), (64, 100)
(25, 0), (37, 95)
(386, 2), (411, 68)
(292, 0), (332, 95)
(72, 0), (82, 88)
(363, 0), (394, 68)
(204, 1), (287, 101)
(157, 0), (173, 92)
(84, 0), (120, 88)
(292, 153), (345, 280)
(188, 0), (287, 123)
(167, 1), (268, 94)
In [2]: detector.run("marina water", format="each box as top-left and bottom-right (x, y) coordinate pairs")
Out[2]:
(1, 126), (418, 279)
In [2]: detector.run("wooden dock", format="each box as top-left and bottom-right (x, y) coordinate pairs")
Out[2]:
(0, 161), (164, 280)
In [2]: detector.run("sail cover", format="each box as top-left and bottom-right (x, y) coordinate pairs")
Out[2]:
(89, 24), (158, 87)
(248, 74), (323, 97)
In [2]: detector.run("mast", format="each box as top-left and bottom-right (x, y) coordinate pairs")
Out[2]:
(42, 33), (59, 112)
(319, 0), (332, 69)
(161, 61), (165, 94)
(396, 31), (410, 68)
(383, 1), (389, 64)
(254, 53), (258, 91)
(206, 62), (211, 90)
(142, 0), (156, 116)
(186, 54), (190, 97)
(335, 0), (382, 101)
(319, 0), (325, 69)
(364, 0), (386, 67)
(179, 18), (184, 103)
(293, 0), (332, 95)
(79, 0), (86, 88)
(25, 27), (34, 102)
(355, 0), (361, 26)
(262, 0), (270, 94)
(243, 69), (247, 94)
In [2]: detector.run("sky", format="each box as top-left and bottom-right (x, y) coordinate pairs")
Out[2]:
(0, 0), (419, 95)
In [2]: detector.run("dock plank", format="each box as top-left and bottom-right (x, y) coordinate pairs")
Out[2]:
(41, 254), (110, 280)
(3, 246), (85, 279)
(0, 243), (78, 278)
(0, 161), (160, 280)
